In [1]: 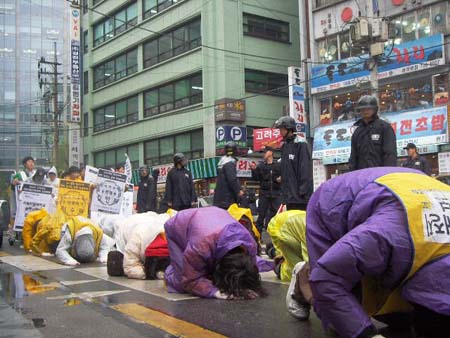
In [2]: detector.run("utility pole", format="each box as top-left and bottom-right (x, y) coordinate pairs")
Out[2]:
(367, 0), (379, 102)
(38, 45), (62, 166)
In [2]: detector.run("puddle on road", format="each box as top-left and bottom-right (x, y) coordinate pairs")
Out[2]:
(64, 298), (82, 306)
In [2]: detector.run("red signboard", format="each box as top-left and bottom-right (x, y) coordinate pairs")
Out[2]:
(253, 128), (283, 152)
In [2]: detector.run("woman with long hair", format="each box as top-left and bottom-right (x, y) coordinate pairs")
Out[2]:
(164, 207), (272, 299)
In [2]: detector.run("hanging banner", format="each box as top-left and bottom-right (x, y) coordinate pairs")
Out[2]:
(253, 128), (283, 151)
(288, 66), (307, 141)
(91, 169), (127, 214)
(84, 165), (99, 184)
(153, 164), (173, 184)
(57, 180), (91, 218)
(313, 106), (448, 161)
(311, 34), (445, 94)
(120, 184), (134, 217)
(70, 4), (81, 122)
(13, 184), (54, 231)
(69, 127), (81, 167)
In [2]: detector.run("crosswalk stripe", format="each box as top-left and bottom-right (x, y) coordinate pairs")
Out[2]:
(112, 303), (228, 338)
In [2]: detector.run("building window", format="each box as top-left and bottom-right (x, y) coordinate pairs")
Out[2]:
(93, 2), (137, 47)
(243, 13), (289, 43)
(83, 112), (89, 136)
(314, 0), (341, 8)
(144, 72), (202, 117)
(144, 129), (203, 166)
(245, 69), (288, 97)
(143, 0), (180, 20)
(83, 71), (89, 95)
(83, 30), (88, 53)
(93, 48), (138, 89)
(94, 144), (139, 169)
(143, 18), (201, 68)
(94, 95), (139, 132)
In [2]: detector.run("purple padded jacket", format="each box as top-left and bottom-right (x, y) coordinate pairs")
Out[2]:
(164, 207), (273, 298)
(306, 167), (450, 338)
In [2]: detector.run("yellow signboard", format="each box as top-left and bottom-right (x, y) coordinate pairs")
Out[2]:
(57, 180), (91, 218)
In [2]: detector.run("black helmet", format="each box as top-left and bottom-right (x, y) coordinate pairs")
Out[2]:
(274, 116), (296, 131)
(173, 153), (186, 165)
(356, 95), (378, 112)
(224, 141), (238, 156)
(22, 156), (35, 166)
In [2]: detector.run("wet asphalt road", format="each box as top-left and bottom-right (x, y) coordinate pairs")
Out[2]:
(0, 243), (412, 338)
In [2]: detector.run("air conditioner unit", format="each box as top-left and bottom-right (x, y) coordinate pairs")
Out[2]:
(372, 18), (389, 41)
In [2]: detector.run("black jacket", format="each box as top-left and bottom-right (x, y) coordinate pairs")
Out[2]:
(213, 156), (241, 209)
(164, 167), (197, 210)
(137, 175), (157, 213)
(349, 116), (397, 170)
(251, 161), (281, 196)
(402, 155), (431, 175)
(280, 136), (313, 205)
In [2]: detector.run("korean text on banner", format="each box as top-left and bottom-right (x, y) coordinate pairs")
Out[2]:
(313, 106), (448, 160)
(57, 180), (91, 218)
(288, 66), (307, 141)
(13, 184), (54, 232)
(91, 169), (127, 214)
(253, 128), (283, 151)
(70, 5), (81, 123)
(121, 184), (134, 217)
(236, 158), (257, 178)
(311, 34), (445, 93)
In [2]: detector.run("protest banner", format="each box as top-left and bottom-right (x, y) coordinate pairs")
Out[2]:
(91, 169), (127, 214)
(84, 165), (99, 184)
(120, 184), (134, 217)
(14, 184), (54, 231)
(57, 180), (91, 218)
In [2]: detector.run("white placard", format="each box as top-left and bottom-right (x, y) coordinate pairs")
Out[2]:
(313, 159), (327, 191)
(120, 184), (134, 217)
(439, 152), (450, 175)
(84, 165), (99, 184)
(13, 184), (54, 231)
(91, 169), (127, 214)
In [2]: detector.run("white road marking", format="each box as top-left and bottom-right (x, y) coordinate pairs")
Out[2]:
(0, 255), (72, 272)
(59, 279), (101, 286)
(47, 289), (130, 301)
(76, 266), (197, 301)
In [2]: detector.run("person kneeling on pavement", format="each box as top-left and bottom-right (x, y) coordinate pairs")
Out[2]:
(297, 167), (450, 338)
(107, 211), (175, 279)
(164, 207), (273, 299)
(56, 216), (114, 266)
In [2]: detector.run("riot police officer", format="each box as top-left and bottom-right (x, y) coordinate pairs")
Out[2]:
(349, 95), (397, 170)
(213, 142), (243, 210)
(402, 143), (431, 175)
(165, 153), (197, 211)
(275, 116), (313, 211)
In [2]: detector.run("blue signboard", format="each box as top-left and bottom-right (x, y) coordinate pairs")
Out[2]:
(216, 126), (247, 148)
(311, 34), (445, 93)
(313, 106), (448, 161)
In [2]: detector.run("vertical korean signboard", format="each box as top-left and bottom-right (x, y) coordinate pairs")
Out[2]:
(288, 66), (307, 141)
(70, 3), (81, 166)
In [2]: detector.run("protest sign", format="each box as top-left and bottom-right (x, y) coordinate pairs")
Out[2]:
(14, 184), (54, 231)
(84, 165), (99, 184)
(57, 180), (91, 218)
(91, 169), (127, 214)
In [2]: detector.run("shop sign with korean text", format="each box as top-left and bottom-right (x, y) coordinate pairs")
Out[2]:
(311, 34), (445, 94)
(215, 98), (246, 122)
(313, 106), (448, 161)
(253, 128), (283, 151)
(288, 66), (307, 140)
(236, 158), (257, 178)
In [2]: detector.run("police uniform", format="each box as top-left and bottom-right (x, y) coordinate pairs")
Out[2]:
(403, 156), (431, 175)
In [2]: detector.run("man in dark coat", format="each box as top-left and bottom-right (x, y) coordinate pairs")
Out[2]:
(402, 143), (431, 175)
(165, 153), (197, 211)
(250, 146), (281, 232)
(213, 142), (243, 210)
(275, 116), (313, 211)
(349, 95), (397, 170)
(137, 166), (156, 213)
